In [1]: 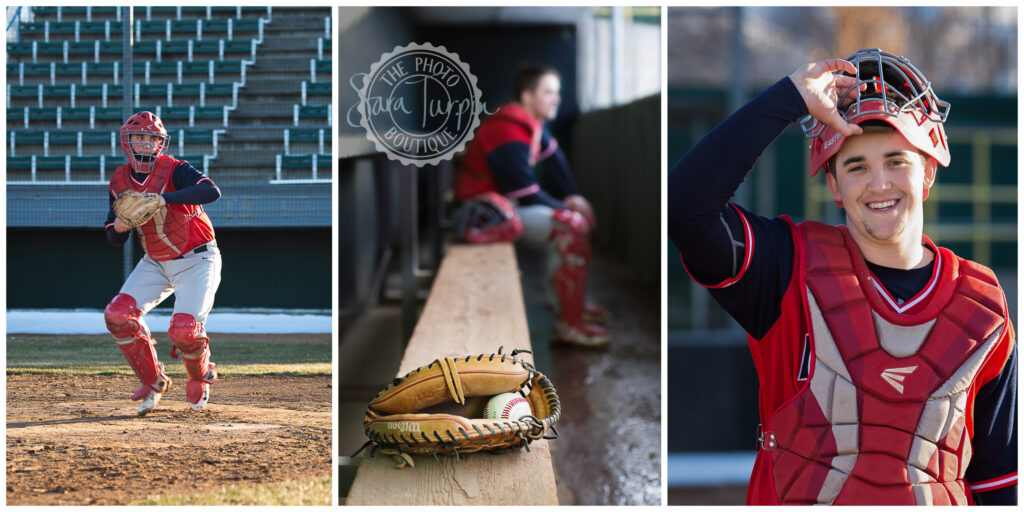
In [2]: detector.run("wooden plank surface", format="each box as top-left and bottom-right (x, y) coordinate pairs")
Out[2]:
(347, 244), (558, 505)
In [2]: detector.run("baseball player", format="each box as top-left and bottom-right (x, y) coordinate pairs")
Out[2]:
(456, 64), (608, 347)
(669, 49), (1016, 504)
(102, 111), (223, 416)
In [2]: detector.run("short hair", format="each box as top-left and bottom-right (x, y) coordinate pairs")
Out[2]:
(825, 121), (929, 175)
(514, 64), (559, 100)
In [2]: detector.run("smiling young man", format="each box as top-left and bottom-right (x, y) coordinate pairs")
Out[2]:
(456, 64), (608, 347)
(668, 49), (1016, 505)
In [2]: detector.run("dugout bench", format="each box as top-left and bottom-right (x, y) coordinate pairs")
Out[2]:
(344, 243), (559, 505)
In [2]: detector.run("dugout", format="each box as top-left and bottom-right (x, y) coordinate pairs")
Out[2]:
(338, 6), (661, 333)
(338, 7), (662, 505)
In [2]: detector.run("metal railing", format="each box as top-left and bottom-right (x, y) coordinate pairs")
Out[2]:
(7, 6), (24, 42)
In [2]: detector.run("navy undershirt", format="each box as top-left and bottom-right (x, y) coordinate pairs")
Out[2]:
(864, 260), (934, 304)
(668, 77), (1016, 503)
(104, 160), (220, 247)
(485, 129), (579, 210)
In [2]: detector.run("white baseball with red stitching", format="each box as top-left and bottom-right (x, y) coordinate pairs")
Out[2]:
(484, 392), (532, 420)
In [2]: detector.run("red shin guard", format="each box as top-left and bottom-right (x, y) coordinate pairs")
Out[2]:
(117, 338), (170, 396)
(106, 294), (168, 396)
(168, 313), (218, 404)
(550, 210), (592, 327)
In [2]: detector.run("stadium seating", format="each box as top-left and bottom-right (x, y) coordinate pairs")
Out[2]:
(310, 58), (330, 82)
(283, 127), (329, 155)
(7, 6), (329, 185)
(8, 130), (45, 156)
(273, 153), (330, 183)
(294, 104), (330, 126)
(301, 81), (330, 106)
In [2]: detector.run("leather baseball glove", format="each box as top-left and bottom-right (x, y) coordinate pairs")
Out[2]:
(358, 347), (560, 468)
(113, 190), (163, 227)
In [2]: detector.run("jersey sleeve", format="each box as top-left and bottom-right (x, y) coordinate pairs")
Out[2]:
(668, 77), (808, 339)
(104, 188), (130, 247)
(966, 335), (1017, 505)
(486, 142), (541, 199)
(703, 205), (795, 340)
(162, 161), (221, 205)
(537, 130), (579, 199)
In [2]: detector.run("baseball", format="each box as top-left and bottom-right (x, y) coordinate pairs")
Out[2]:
(484, 392), (532, 420)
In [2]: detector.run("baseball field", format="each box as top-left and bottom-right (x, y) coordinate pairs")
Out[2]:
(6, 333), (332, 505)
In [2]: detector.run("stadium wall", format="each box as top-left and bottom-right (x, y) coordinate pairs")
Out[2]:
(7, 227), (331, 309)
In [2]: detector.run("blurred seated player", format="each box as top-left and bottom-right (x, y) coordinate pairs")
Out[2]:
(102, 111), (223, 416)
(456, 64), (608, 348)
(668, 49), (1016, 504)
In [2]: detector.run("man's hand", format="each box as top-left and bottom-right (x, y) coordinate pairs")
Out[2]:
(564, 195), (596, 229)
(788, 59), (865, 138)
(113, 190), (164, 228)
(113, 218), (133, 233)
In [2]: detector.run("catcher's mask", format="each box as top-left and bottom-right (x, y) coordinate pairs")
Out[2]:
(119, 111), (170, 173)
(459, 192), (524, 244)
(803, 48), (950, 176)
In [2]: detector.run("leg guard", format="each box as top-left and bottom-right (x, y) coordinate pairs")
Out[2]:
(549, 210), (592, 327)
(105, 294), (170, 397)
(168, 313), (218, 408)
(549, 210), (609, 347)
(105, 293), (144, 339)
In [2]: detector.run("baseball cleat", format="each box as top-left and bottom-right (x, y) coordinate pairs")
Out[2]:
(187, 382), (210, 411)
(137, 390), (163, 416)
(186, 363), (217, 412)
(552, 321), (610, 348)
(131, 370), (171, 401)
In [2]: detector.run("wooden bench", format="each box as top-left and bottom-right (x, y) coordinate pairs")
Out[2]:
(346, 243), (559, 505)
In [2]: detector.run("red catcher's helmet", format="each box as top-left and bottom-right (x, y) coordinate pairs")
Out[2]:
(803, 48), (951, 176)
(459, 192), (524, 244)
(119, 111), (170, 173)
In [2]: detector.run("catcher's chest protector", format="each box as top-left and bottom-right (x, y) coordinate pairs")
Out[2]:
(110, 156), (214, 261)
(454, 102), (542, 201)
(765, 222), (1007, 505)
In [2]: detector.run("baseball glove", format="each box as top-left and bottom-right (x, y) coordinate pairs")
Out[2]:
(357, 347), (560, 468)
(113, 190), (163, 227)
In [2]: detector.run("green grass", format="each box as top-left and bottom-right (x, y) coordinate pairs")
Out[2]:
(130, 475), (331, 505)
(6, 334), (330, 376)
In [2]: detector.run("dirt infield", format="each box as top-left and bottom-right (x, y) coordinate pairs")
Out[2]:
(7, 374), (331, 505)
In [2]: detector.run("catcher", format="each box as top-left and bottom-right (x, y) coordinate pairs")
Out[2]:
(358, 347), (560, 468)
(669, 50), (1016, 504)
(455, 64), (608, 348)
(103, 111), (222, 416)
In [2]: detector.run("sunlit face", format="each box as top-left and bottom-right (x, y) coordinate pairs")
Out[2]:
(825, 128), (936, 246)
(521, 73), (561, 121)
(130, 133), (163, 155)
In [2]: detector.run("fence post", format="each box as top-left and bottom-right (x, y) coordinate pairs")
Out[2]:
(121, 6), (134, 280)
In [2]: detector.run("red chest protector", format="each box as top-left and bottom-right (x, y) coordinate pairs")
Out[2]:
(455, 102), (542, 201)
(109, 155), (215, 261)
(764, 222), (1008, 505)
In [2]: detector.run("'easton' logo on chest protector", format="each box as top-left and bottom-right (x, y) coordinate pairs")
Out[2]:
(880, 366), (918, 393)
